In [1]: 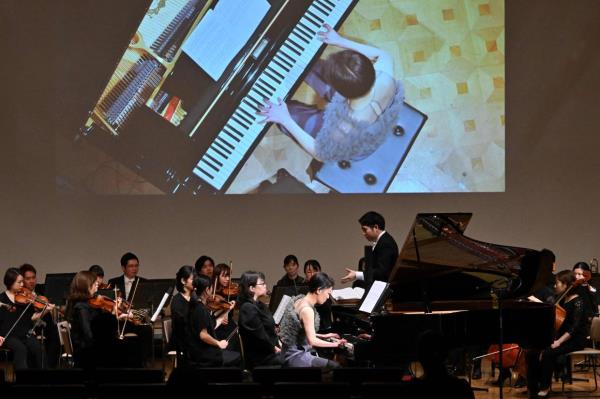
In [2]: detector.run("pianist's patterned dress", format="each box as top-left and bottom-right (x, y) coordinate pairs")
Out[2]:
(285, 60), (405, 162)
(279, 294), (337, 367)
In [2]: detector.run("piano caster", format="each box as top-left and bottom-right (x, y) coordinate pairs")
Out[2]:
(363, 173), (377, 185)
(338, 160), (351, 169)
(393, 125), (405, 137)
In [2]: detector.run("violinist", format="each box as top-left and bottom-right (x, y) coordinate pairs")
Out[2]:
(529, 270), (591, 398)
(276, 255), (305, 289)
(572, 261), (599, 320)
(211, 263), (238, 344)
(170, 265), (196, 365)
(107, 252), (151, 366)
(186, 275), (240, 367)
(19, 263), (61, 368)
(0, 268), (43, 369)
(108, 252), (147, 302)
(89, 264), (110, 289)
(194, 255), (215, 279)
(238, 271), (283, 368)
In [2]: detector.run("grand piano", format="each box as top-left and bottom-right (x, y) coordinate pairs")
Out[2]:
(333, 213), (556, 365)
(80, 0), (358, 194)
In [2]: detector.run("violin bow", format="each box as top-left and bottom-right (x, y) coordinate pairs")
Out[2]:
(227, 260), (233, 302)
(119, 278), (140, 339)
(3, 300), (34, 341)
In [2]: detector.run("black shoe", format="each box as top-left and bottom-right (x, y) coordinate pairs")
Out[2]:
(513, 375), (527, 388)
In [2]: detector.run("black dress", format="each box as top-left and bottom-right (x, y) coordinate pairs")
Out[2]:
(169, 292), (190, 362)
(0, 292), (42, 369)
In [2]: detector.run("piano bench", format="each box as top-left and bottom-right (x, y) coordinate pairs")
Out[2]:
(314, 101), (427, 193)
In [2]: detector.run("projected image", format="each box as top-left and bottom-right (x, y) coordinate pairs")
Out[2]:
(69, 0), (505, 194)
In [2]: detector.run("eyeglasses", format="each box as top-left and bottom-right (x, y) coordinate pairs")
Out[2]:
(255, 282), (267, 286)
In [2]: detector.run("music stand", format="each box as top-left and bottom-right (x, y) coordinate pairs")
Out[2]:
(130, 279), (176, 312)
(44, 273), (76, 306)
(268, 285), (309, 314)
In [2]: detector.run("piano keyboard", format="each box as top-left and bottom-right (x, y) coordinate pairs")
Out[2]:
(193, 0), (353, 191)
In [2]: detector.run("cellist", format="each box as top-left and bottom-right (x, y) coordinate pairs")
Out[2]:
(528, 270), (590, 398)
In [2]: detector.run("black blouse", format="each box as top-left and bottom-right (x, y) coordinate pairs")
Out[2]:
(0, 292), (34, 338)
(186, 301), (222, 366)
(239, 299), (278, 364)
(170, 293), (189, 352)
(559, 295), (590, 345)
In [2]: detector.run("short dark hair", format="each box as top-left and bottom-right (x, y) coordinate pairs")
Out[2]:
(4, 268), (21, 289)
(323, 50), (376, 99)
(303, 259), (321, 273)
(357, 257), (367, 271)
(175, 265), (195, 292)
(120, 252), (139, 267)
(19, 263), (37, 276)
(89, 265), (105, 277)
(308, 272), (334, 293)
(239, 271), (266, 303)
(573, 262), (591, 272)
(283, 255), (298, 267)
(359, 211), (385, 230)
(194, 256), (214, 274)
(556, 270), (576, 287)
(540, 248), (556, 264)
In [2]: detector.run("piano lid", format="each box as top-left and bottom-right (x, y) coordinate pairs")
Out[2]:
(387, 213), (553, 302)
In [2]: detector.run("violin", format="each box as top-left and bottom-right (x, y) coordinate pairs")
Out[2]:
(206, 294), (234, 313)
(98, 282), (112, 290)
(15, 288), (60, 314)
(88, 295), (143, 325)
(220, 282), (239, 298)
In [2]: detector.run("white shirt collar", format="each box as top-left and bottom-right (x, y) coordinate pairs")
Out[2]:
(372, 230), (386, 248)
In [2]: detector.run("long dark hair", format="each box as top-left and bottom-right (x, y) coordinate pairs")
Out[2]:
(308, 272), (334, 293)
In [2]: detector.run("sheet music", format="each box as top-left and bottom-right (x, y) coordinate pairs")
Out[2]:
(182, 0), (270, 81)
(150, 292), (170, 322)
(359, 280), (388, 313)
(273, 294), (291, 325)
(332, 287), (364, 300)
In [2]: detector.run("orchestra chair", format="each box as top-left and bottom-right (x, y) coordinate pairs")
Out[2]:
(0, 347), (13, 382)
(161, 317), (178, 369)
(97, 383), (167, 398)
(315, 102), (427, 193)
(332, 367), (405, 388)
(9, 383), (86, 398)
(561, 316), (600, 397)
(56, 320), (74, 368)
(252, 366), (322, 395)
(206, 382), (262, 399)
(15, 368), (85, 384)
(95, 368), (164, 384)
(273, 382), (351, 399)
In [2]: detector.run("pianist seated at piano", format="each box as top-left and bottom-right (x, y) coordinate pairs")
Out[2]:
(303, 259), (333, 333)
(258, 23), (405, 165)
(278, 272), (346, 368)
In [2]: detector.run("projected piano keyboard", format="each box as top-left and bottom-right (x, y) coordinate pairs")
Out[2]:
(192, 0), (353, 191)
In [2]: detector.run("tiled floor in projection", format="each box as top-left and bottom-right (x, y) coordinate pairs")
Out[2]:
(228, 0), (505, 193)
